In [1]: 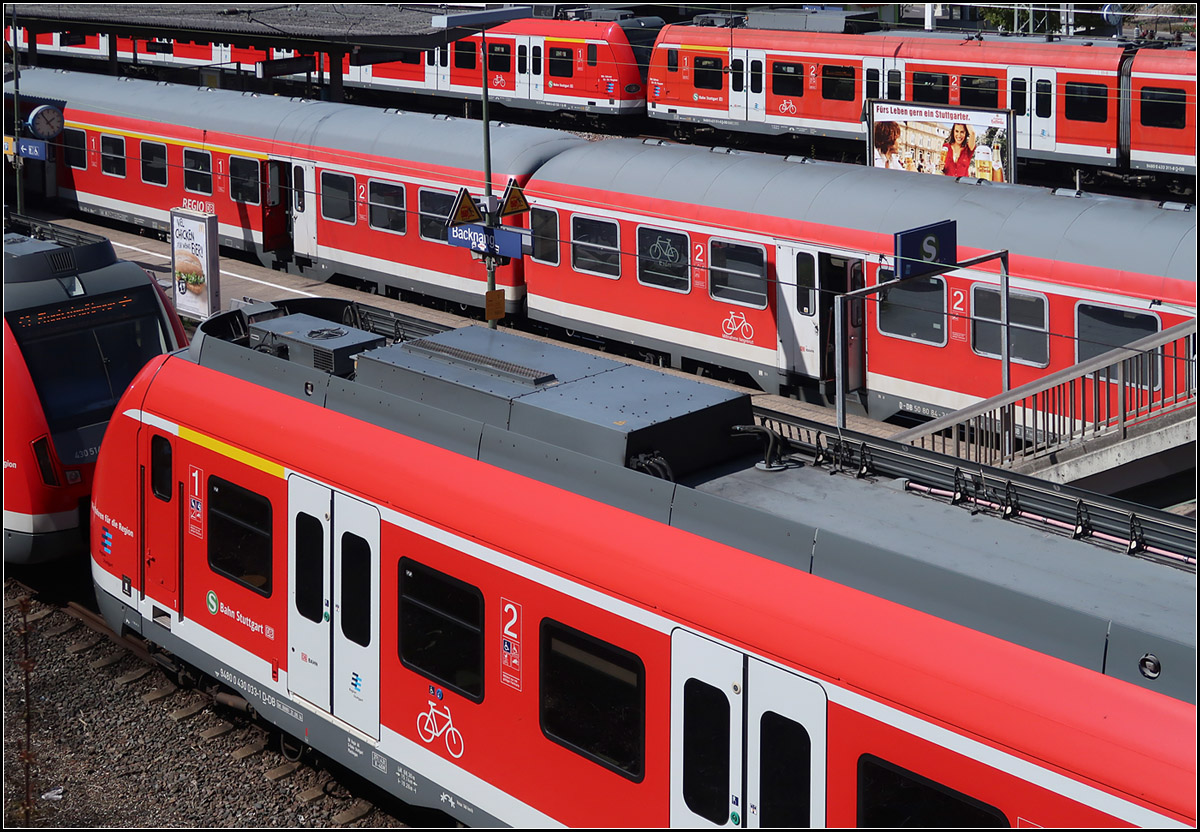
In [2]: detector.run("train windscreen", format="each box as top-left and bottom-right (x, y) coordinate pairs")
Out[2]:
(7, 285), (171, 434)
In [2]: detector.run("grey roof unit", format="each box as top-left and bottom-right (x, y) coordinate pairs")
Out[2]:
(355, 325), (753, 478)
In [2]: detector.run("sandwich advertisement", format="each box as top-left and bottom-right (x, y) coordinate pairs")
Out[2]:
(170, 208), (221, 320)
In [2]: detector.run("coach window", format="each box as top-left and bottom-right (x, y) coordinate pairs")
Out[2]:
(912, 71), (950, 105)
(294, 514), (324, 624)
(340, 532), (371, 648)
(761, 711), (812, 826)
(530, 207), (560, 265)
(571, 215), (621, 278)
(100, 134), (125, 177)
(865, 68), (880, 101)
(667, 48), (678, 73)
(1010, 78), (1028, 116)
(1034, 79), (1053, 118)
(750, 60), (764, 96)
(710, 239), (767, 308)
(960, 75), (999, 109)
(532, 45), (542, 75)
(1077, 303), (1160, 388)
(637, 226), (689, 292)
(150, 435), (172, 502)
(731, 58), (744, 94)
(1141, 86), (1187, 129)
(886, 69), (902, 101)
(587, 43), (597, 66)
(548, 47), (573, 78)
(368, 181), (405, 235)
(398, 558), (484, 701)
(694, 56), (724, 91)
(63, 128), (87, 170)
(518, 44), (527, 75)
(207, 476), (273, 596)
(878, 274), (947, 346)
(418, 188), (455, 242)
(183, 148), (212, 195)
(488, 42), (511, 73)
(821, 65), (855, 101)
(683, 678), (729, 823)
(293, 167), (306, 212)
(971, 286), (1049, 366)
(1064, 82), (1108, 122)
(229, 156), (260, 205)
(858, 755), (1008, 827)
(540, 619), (645, 781)
(140, 140), (168, 187)
(797, 252), (816, 316)
(454, 39), (476, 71)
(320, 171), (356, 224)
(773, 62), (805, 98)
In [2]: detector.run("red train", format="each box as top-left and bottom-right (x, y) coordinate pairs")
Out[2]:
(10, 67), (1194, 426)
(7, 9), (1196, 185)
(4, 214), (188, 563)
(89, 297), (1195, 826)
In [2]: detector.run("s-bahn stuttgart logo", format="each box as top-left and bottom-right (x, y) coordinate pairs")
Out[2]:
(206, 590), (219, 615)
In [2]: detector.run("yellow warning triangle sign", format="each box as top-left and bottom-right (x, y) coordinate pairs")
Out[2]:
(499, 179), (531, 218)
(447, 187), (484, 227)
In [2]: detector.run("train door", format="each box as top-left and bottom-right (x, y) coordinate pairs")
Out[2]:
(514, 36), (532, 102)
(141, 430), (181, 615)
(671, 629), (827, 827)
(730, 49), (766, 123)
(1030, 67), (1056, 152)
(801, 252), (865, 386)
(776, 243), (822, 380)
(263, 159), (289, 252)
(287, 475), (381, 739)
(289, 160), (318, 259)
(863, 57), (905, 101)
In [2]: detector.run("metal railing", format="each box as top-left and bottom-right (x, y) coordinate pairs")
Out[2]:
(892, 320), (1196, 467)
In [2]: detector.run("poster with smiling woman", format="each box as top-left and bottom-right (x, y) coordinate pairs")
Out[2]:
(867, 101), (1015, 184)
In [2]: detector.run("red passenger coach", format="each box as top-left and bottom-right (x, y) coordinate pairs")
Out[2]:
(89, 297), (1194, 827)
(1129, 48), (1198, 175)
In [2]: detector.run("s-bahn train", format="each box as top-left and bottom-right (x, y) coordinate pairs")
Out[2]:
(3, 214), (188, 564)
(6, 68), (1196, 425)
(7, 8), (1197, 185)
(89, 295), (1195, 827)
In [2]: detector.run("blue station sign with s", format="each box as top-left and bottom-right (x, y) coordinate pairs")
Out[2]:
(895, 220), (957, 281)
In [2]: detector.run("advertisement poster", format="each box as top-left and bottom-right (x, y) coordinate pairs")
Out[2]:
(170, 208), (221, 320)
(867, 101), (1016, 184)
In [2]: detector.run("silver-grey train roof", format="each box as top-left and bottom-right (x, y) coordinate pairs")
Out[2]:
(530, 139), (1196, 283)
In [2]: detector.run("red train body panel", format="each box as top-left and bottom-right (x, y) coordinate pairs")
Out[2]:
(88, 313), (1195, 827)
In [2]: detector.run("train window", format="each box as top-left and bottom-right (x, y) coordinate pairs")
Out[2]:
(229, 156), (260, 205)
(488, 42), (511, 74)
(760, 710), (812, 827)
(1035, 80), (1052, 118)
(294, 513), (324, 624)
(540, 619), (645, 781)
(184, 148), (212, 195)
(530, 207), (559, 265)
(418, 188), (455, 242)
(532, 45), (542, 75)
(1064, 82), (1108, 123)
(571, 215), (621, 278)
(1010, 77), (1028, 116)
(877, 275), (946, 346)
(773, 62), (805, 98)
(1140, 86), (1187, 129)
(796, 252), (816, 316)
(1076, 303), (1160, 388)
(548, 47), (573, 78)
(454, 40), (476, 71)
(709, 240), (767, 308)
(886, 69), (902, 101)
(695, 56), (724, 91)
(340, 532), (371, 648)
(320, 171), (356, 224)
(960, 75), (999, 109)
(865, 68), (879, 101)
(586, 43), (597, 67)
(857, 755), (1008, 827)
(821, 65), (855, 101)
(911, 72), (950, 105)
(368, 181), (405, 235)
(63, 128), (87, 170)
(100, 134), (125, 177)
(971, 286), (1049, 367)
(636, 226), (690, 292)
(425, 48), (434, 67)
(731, 58), (744, 94)
(398, 557), (484, 702)
(151, 435), (172, 502)
(750, 60), (763, 95)
(518, 44), (527, 75)
(667, 48), (678, 73)
(140, 141), (168, 187)
(682, 678), (729, 823)
(207, 476), (273, 597)
(293, 167), (305, 212)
